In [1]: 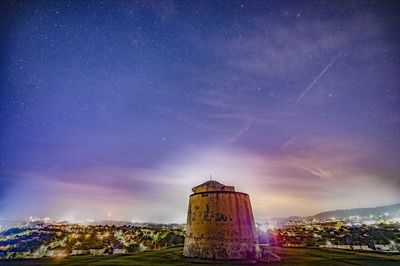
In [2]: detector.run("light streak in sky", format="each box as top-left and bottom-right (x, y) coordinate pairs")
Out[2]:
(295, 55), (339, 105)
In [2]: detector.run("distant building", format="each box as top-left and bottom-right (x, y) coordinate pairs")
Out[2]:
(183, 180), (259, 260)
(113, 248), (127, 254)
(71, 249), (89, 256)
(89, 248), (106, 256)
(113, 243), (127, 254)
(45, 246), (67, 257)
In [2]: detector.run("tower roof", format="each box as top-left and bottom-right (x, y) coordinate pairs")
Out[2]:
(192, 180), (235, 193)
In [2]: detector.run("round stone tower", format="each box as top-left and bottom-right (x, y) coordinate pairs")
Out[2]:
(183, 180), (259, 261)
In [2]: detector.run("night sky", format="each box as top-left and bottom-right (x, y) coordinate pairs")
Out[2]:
(0, 0), (399, 223)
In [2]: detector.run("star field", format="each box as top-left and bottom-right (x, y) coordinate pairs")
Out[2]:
(0, 0), (399, 222)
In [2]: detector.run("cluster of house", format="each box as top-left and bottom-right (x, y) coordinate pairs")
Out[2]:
(0, 224), (184, 259)
(44, 245), (128, 257)
(319, 242), (397, 252)
(265, 221), (399, 253)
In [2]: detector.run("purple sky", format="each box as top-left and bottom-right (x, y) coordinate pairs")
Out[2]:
(0, 0), (399, 222)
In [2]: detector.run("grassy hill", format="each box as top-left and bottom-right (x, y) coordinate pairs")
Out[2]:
(1, 246), (400, 266)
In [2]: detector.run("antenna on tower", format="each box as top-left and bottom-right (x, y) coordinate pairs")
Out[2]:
(209, 173), (212, 181)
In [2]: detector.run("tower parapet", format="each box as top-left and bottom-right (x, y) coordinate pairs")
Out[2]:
(191, 180), (235, 193)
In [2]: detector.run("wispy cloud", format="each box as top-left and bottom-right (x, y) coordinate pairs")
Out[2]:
(2, 133), (399, 221)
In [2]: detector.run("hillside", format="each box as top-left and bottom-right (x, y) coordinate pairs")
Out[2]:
(311, 203), (400, 219)
(1, 246), (399, 266)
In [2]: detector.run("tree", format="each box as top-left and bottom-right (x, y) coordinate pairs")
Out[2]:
(127, 243), (140, 253)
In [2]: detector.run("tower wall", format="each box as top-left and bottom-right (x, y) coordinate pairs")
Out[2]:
(183, 190), (259, 260)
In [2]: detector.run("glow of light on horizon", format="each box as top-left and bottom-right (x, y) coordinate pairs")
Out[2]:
(2, 145), (397, 222)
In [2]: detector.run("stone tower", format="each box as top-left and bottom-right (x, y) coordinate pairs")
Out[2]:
(183, 180), (259, 260)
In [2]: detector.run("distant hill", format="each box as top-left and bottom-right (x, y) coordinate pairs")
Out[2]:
(310, 203), (400, 219)
(267, 216), (303, 224)
(0, 220), (24, 230)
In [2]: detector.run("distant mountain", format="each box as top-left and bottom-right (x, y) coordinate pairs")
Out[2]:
(310, 203), (400, 219)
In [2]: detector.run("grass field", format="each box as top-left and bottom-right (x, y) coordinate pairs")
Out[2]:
(1, 246), (399, 266)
